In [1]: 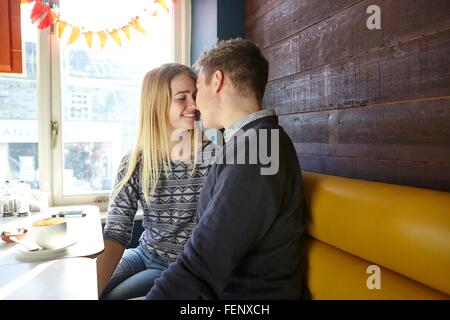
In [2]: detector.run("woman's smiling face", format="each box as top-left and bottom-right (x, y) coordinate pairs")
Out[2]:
(168, 73), (198, 131)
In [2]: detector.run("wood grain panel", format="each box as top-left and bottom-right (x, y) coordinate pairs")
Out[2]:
(257, 0), (450, 80)
(279, 99), (450, 166)
(264, 29), (450, 114)
(245, 0), (286, 26)
(247, 0), (361, 49)
(246, 0), (450, 190)
(298, 154), (450, 191)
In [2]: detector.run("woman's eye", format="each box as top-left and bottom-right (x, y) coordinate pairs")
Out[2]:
(177, 97), (186, 101)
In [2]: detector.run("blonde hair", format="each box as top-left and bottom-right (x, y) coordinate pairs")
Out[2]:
(111, 63), (199, 207)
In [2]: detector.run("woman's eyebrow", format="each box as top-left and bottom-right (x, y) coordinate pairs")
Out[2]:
(174, 90), (191, 95)
(173, 90), (197, 96)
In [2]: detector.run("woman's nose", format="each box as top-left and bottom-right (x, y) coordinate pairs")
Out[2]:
(187, 97), (197, 107)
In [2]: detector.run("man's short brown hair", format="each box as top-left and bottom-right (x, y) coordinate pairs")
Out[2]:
(194, 38), (269, 103)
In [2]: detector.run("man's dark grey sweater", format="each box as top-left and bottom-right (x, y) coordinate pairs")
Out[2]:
(146, 115), (308, 299)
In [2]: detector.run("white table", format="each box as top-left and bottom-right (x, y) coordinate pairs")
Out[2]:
(0, 205), (104, 299)
(0, 205), (104, 266)
(0, 257), (98, 299)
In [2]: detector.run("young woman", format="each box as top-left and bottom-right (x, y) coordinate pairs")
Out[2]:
(96, 63), (213, 300)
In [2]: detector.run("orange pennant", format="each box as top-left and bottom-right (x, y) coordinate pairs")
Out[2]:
(84, 31), (93, 48)
(37, 9), (56, 29)
(129, 18), (146, 34)
(97, 31), (108, 49)
(67, 26), (80, 45)
(109, 29), (122, 47)
(30, 0), (49, 24)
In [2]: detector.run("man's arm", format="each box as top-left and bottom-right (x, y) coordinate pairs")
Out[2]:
(146, 163), (283, 299)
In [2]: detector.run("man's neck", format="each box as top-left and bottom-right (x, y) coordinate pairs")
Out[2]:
(220, 98), (261, 129)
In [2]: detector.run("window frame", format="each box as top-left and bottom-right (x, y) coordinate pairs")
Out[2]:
(32, 0), (192, 209)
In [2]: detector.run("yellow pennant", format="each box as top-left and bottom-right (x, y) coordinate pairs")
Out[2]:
(109, 29), (122, 47)
(154, 0), (169, 13)
(121, 25), (131, 40)
(57, 20), (67, 39)
(67, 26), (80, 45)
(129, 18), (146, 34)
(84, 31), (93, 48)
(97, 31), (108, 49)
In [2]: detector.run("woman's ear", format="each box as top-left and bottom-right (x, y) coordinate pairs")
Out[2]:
(213, 70), (224, 93)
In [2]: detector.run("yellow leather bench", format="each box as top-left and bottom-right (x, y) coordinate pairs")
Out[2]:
(302, 171), (450, 299)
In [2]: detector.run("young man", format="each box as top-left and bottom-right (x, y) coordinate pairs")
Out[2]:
(146, 38), (309, 299)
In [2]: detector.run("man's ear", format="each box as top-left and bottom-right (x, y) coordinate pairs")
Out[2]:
(213, 70), (224, 93)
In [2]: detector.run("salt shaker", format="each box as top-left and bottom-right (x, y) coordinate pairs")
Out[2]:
(15, 180), (31, 217)
(0, 182), (4, 217)
(1, 181), (15, 217)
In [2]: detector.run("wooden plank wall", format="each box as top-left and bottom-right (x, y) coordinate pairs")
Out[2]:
(246, 0), (450, 191)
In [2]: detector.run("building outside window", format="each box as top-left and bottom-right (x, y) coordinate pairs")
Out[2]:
(68, 94), (91, 120)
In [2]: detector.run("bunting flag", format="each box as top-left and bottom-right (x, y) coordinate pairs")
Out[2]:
(84, 31), (93, 48)
(30, 0), (55, 29)
(97, 31), (108, 49)
(129, 17), (147, 34)
(67, 26), (80, 45)
(57, 20), (67, 39)
(23, 0), (174, 49)
(154, 0), (169, 13)
(121, 25), (131, 40)
(109, 29), (122, 47)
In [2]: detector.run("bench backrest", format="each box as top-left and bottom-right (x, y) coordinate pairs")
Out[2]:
(302, 171), (450, 299)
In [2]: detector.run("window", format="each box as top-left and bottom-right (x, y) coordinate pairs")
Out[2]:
(0, 0), (191, 207)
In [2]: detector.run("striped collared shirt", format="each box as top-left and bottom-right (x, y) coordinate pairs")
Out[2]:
(223, 109), (276, 142)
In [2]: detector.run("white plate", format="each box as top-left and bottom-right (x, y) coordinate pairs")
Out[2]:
(15, 237), (78, 260)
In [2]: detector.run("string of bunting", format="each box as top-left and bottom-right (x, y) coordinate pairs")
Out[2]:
(21, 0), (173, 48)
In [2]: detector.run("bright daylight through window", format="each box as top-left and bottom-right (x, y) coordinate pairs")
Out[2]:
(0, 0), (175, 203)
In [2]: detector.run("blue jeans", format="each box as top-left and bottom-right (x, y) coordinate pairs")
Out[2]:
(101, 245), (169, 300)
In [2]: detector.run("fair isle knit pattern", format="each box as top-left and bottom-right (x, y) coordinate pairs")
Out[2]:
(103, 142), (215, 263)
